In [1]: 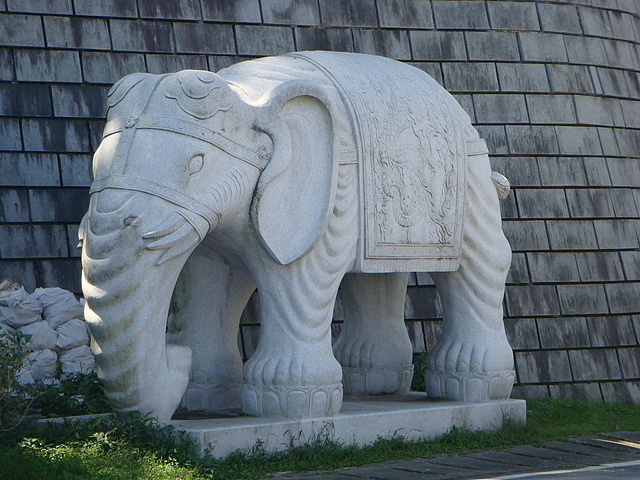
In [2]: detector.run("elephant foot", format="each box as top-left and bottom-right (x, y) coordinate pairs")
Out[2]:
(425, 370), (515, 402)
(180, 379), (242, 412)
(425, 330), (515, 401)
(342, 364), (414, 396)
(241, 383), (343, 418)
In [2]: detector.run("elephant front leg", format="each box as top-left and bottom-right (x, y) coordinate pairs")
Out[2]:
(168, 245), (255, 412)
(426, 155), (515, 402)
(333, 272), (414, 395)
(241, 273), (344, 418)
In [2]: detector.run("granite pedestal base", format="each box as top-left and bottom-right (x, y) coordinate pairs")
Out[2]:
(167, 393), (526, 458)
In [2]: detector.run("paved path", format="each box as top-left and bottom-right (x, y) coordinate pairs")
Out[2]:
(267, 431), (640, 480)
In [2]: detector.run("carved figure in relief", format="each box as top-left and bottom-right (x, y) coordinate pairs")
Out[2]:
(80, 52), (514, 421)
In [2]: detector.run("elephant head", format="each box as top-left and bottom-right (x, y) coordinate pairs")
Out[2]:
(80, 69), (340, 419)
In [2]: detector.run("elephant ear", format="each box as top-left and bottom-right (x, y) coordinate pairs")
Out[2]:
(252, 81), (338, 266)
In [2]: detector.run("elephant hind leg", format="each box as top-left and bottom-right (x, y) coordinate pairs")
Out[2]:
(333, 272), (414, 395)
(426, 148), (514, 402)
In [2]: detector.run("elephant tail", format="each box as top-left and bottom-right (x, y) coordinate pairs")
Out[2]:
(491, 171), (510, 201)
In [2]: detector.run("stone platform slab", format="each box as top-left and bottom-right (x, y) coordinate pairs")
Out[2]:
(167, 393), (526, 458)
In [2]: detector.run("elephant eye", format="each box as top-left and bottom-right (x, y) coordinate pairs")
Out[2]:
(188, 153), (204, 175)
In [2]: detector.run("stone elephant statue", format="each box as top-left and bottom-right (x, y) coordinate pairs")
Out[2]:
(80, 51), (514, 421)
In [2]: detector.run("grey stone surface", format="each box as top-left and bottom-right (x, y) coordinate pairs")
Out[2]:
(442, 63), (499, 92)
(475, 125), (508, 154)
(506, 253), (529, 284)
(452, 94), (474, 122)
(537, 317), (590, 349)
(59, 154), (92, 187)
(432, 1), (489, 29)
(7, 0), (71, 14)
(565, 36), (608, 66)
(0, 189), (29, 222)
(506, 125), (559, 154)
(202, 0), (260, 22)
(145, 54), (208, 74)
(538, 157), (588, 187)
(22, 119), (90, 153)
(580, 6), (614, 38)
(566, 189), (614, 218)
(138, 0), (200, 19)
(318, 0), (377, 27)
(52, 85), (108, 118)
(549, 383), (604, 402)
(0, 224), (69, 259)
(596, 67), (630, 98)
(497, 63), (551, 92)
(173, 23), (235, 54)
(618, 348), (640, 379)
(208, 56), (250, 72)
(353, 29), (411, 59)
(29, 188), (89, 223)
(527, 252), (579, 283)
(569, 349), (623, 381)
(606, 283), (640, 314)
(235, 25), (295, 55)
(0, 118), (22, 151)
(516, 189), (569, 219)
(490, 157), (541, 187)
(546, 220), (598, 250)
(574, 96), (616, 126)
(505, 285), (561, 317)
(262, 0), (320, 26)
(502, 220), (550, 251)
(110, 20), (174, 53)
(548, 65), (595, 94)
(593, 219), (639, 249)
(538, 3), (582, 34)
(601, 381), (640, 403)
(620, 251), (640, 280)
(620, 99), (640, 128)
(0, 49), (14, 81)
(526, 95), (577, 124)
(576, 252), (625, 282)
(81, 52), (146, 84)
(377, 0), (433, 28)
(515, 350), (572, 383)
(556, 126), (603, 156)
(44, 17), (110, 50)
(15, 49), (82, 83)
(583, 158), (612, 186)
(465, 32), (520, 61)
(295, 27), (355, 52)
(557, 284), (609, 315)
(410, 31), (466, 61)
(614, 129), (640, 157)
(0, 153), (60, 186)
(0, 14), (45, 46)
(504, 317), (540, 350)
(520, 33), (568, 62)
(487, 1), (540, 31)
(73, 0), (137, 17)
(588, 316), (637, 347)
(473, 94), (528, 124)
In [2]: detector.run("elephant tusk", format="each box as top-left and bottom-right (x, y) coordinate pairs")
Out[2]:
(154, 231), (200, 266)
(142, 212), (184, 240)
(144, 222), (193, 251)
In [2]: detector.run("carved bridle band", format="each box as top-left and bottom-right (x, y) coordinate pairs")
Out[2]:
(102, 114), (270, 171)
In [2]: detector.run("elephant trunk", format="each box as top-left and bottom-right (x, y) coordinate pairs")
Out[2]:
(81, 189), (205, 420)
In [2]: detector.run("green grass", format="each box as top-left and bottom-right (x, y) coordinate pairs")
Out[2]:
(1, 399), (639, 480)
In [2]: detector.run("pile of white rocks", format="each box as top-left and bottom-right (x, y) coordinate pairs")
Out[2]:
(0, 279), (95, 386)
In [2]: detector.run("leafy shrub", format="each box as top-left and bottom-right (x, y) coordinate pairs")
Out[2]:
(0, 329), (32, 428)
(30, 372), (111, 417)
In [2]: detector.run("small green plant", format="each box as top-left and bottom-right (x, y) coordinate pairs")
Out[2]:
(410, 350), (428, 391)
(0, 329), (33, 428)
(30, 373), (111, 417)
